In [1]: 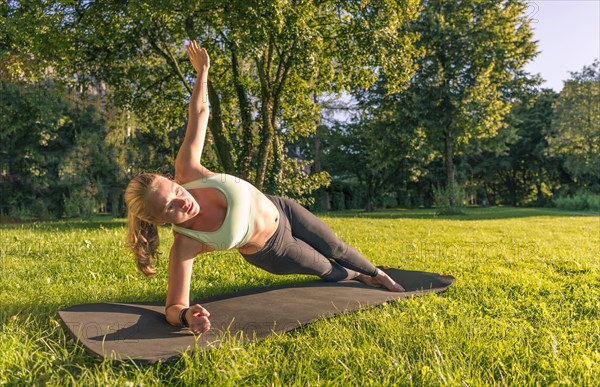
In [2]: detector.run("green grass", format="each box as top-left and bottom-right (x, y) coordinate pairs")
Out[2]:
(1, 207), (598, 385)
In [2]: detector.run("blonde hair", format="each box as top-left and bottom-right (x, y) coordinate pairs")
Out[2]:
(125, 173), (162, 277)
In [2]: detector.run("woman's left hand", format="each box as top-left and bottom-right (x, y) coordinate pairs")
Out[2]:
(186, 304), (211, 334)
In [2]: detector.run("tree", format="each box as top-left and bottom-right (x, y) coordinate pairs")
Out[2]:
(470, 88), (561, 206)
(319, 122), (384, 211)
(347, 80), (434, 211)
(547, 60), (600, 191)
(0, 81), (120, 218)
(0, 81), (71, 217)
(407, 0), (537, 212)
(0, 1), (58, 82)
(316, 96), (432, 212)
(10, 0), (422, 199)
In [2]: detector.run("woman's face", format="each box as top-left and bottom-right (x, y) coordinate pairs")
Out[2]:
(148, 176), (200, 225)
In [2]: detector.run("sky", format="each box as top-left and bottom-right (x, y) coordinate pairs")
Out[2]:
(523, 0), (600, 91)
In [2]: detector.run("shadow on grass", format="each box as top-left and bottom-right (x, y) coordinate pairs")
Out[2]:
(316, 206), (599, 221)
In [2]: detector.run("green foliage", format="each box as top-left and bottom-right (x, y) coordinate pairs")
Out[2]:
(0, 81), (70, 217)
(311, 180), (367, 212)
(554, 191), (600, 212)
(547, 60), (600, 188)
(3, 0), (422, 198)
(406, 0), (538, 208)
(433, 185), (465, 215)
(193, 0), (421, 194)
(0, 81), (124, 219)
(271, 158), (331, 206)
(314, 0), (539, 212)
(0, 1), (63, 81)
(1, 1), (595, 216)
(470, 88), (562, 206)
(63, 192), (95, 219)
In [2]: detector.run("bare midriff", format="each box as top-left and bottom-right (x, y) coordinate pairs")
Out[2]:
(238, 188), (279, 255)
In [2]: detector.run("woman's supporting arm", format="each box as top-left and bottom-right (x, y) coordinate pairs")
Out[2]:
(175, 40), (212, 181)
(165, 238), (213, 334)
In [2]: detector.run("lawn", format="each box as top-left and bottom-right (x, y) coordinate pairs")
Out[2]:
(1, 207), (598, 385)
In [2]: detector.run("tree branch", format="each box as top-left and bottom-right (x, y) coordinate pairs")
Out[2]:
(145, 22), (193, 95)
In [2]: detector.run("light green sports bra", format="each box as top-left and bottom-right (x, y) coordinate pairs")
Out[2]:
(172, 174), (257, 250)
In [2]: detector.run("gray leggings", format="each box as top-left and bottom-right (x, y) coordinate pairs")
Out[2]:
(241, 195), (378, 281)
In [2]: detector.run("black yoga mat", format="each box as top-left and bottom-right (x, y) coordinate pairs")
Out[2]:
(58, 268), (455, 363)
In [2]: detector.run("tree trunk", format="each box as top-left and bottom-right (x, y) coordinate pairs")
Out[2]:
(255, 100), (274, 191)
(252, 37), (294, 191)
(206, 80), (235, 173)
(265, 133), (283, 194)
(314, 122), (330, 210)
(365, 175), (374, 212)
(231, 50), (254, 180)
(510, 169), (518, 206)
(500, 169), (518, 206)
(536, 165), (545, 204)
(443, 129), (456, 211)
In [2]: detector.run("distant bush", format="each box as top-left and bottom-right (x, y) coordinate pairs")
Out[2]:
(553, 191), (600, 212)
(7, 200), (54, 220)
(312, 180), (367, 211)
(433, 185), (465, 215)
(63, 193), (95, 219)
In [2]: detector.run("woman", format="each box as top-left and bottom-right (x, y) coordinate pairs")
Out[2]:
(125, 41), (404, 335)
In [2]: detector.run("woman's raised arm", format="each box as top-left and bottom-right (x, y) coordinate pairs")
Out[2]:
(175, 40), (212, 182)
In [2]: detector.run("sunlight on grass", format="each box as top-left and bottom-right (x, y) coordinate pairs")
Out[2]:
(1, 207), (598, 384)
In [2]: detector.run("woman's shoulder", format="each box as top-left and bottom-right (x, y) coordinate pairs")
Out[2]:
(174, 164), (215, 185)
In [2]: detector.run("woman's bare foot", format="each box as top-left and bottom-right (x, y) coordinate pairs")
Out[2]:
(355, 273), (382, 288)
(356, 270), (405, 292)
(375, 269), (405, 292)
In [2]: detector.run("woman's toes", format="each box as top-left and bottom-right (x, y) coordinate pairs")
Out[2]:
(375, 270), (405, 292)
